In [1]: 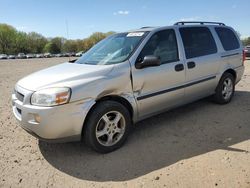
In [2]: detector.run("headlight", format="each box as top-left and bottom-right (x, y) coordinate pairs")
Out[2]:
(31, 87), (71, 107)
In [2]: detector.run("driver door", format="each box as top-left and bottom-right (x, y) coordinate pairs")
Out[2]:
(131, 29), (186, 119)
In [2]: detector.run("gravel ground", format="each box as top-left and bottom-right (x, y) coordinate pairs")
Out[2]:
(0, 58), (250, 188)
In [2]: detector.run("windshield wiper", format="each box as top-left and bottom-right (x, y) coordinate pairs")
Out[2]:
(68, 59), (77, 63)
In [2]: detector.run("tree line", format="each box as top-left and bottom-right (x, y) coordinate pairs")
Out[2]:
(0, 23), (115, 54)
(1, 23), (250, 55)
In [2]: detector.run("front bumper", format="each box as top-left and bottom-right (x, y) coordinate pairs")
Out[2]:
(12, 85), (94, 142)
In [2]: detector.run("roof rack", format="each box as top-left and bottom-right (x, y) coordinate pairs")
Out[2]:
(174, 21), (225, 26)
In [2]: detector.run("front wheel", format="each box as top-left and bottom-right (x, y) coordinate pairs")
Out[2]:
(83, 101), (131, 153)
(213, 73), (235, 104)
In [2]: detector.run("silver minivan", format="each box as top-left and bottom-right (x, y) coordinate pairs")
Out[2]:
(12, 22), (245, 153)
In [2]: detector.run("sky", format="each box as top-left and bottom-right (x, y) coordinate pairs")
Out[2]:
(0, 0), (249, 39)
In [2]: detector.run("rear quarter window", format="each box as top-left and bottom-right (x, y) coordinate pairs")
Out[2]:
(179, 27), (217, 59)
(215, 27), (240, 51)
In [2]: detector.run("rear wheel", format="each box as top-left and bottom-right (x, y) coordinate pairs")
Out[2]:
(213, 73), (235, 104)
(83, 101), (131, 153)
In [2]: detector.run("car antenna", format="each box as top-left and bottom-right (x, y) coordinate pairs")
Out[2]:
(66, 19), (70, 62)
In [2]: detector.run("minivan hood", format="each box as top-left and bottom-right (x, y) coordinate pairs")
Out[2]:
(17, 62), (114, 91)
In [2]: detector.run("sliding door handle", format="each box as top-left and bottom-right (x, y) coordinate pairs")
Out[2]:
(187, 61), (196, 69)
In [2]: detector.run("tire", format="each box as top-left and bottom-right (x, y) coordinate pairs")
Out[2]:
(213, 72), (235, 104)
(83, 100), (131, 153)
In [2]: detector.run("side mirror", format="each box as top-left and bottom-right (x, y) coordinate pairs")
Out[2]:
(136, 55), (161, 69)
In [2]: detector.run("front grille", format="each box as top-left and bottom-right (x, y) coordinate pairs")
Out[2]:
(15, 90), (24, 102)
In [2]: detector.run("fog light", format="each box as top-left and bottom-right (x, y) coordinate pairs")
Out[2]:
(34, 114), (41, 123)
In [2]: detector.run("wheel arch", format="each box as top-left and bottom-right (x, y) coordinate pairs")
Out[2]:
(81, 95), (135, 139)
(96, 95), (134, 118)
(223, 69), (236, 81)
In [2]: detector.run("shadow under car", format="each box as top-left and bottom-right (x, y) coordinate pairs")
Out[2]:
(39, 90), (250, 182)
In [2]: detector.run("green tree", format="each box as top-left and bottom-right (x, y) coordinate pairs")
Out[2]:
(43, 37), (65, 53)
(79, 31), (115, 52)
(62, 40), (78, 52)
(51, 37), (65, 53)
(0, 22), (116, 54)
(43, 42), (59, 54)
(26, 32), (47, 53)
(43, 42), (52, 53)
(242, 37), (250, 46)
(0, 24), (17, 54)
(14, 32), (28, 53)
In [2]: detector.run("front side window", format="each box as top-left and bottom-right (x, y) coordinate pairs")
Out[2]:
(138, 29), (179, 64)
(215, 27), (240, 51)
(75, 32), (148, 65)
(180, 27), (217, 59)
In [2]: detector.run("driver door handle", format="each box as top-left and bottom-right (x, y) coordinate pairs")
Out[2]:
(175, 64), (184, 72)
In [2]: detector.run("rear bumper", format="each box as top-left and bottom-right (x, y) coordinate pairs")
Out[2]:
(235, 65), (245, 84)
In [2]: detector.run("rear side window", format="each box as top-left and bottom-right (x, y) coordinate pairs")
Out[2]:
(139, 29), (179, 64)
(215, 27), (240, 51)
(179, 27), (217, 59)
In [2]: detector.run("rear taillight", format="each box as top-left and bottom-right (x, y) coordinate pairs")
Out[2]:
(243, 50), (246, 65)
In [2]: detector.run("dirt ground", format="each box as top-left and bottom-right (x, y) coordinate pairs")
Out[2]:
(0, 58), (250, 188)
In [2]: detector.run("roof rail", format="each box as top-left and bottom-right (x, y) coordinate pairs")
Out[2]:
(140, 26), (154, 29)
(174, 21), (225, 26)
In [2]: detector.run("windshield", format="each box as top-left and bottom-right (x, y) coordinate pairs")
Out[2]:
(75, 32), (148, 65)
